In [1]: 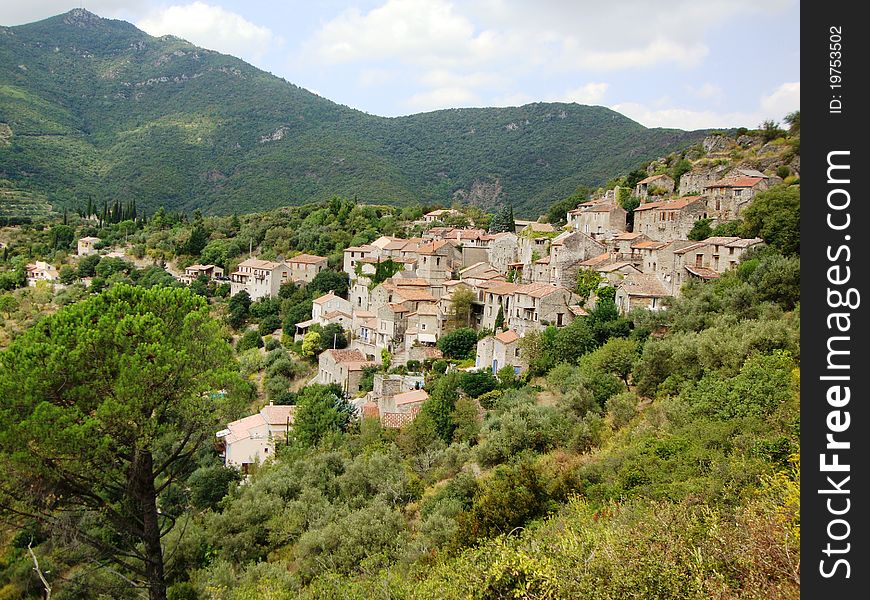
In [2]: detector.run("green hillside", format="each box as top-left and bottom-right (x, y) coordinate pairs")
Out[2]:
(0, 9), (705, 217)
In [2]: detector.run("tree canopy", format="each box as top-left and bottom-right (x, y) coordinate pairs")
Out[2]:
(0, 285), (246, 600)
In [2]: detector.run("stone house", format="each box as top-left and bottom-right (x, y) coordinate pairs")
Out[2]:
(349, 310), (379, 360)
(475, 329), (527, 375)
(508, 283), (578, 335)
(567, 201), (627, 239)
(633, 196), (708, 242)
(480, 281), (520, 331)
(376, 303), (410, 352)
(286, 253), (328, 284)
(217, 403), (295, 471)
(311, 292), (353, 326)
(547, 230), (608, 288)
(77, 236), (101, 256)
(595, 262), (643, 286)
(485, 232), (520, 273)
(404, 303), (441, 349)
(703, 176), (768, 220)
(606, 232), (650, 258)
(415, 239), (460, 281)
(343, 244), (378, 278)
(230, 258), (291, 300)
(635, 173), (675, 200)
(614, 273), (671, 314)
(317, 349), (376, 396)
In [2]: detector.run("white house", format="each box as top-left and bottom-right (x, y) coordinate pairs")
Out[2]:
(77, 236), (101, 256)
(217, 404), (296, 472)
(230, 258), (291, 300)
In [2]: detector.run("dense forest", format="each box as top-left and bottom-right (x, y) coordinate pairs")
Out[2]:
(0, 9), (705, 219)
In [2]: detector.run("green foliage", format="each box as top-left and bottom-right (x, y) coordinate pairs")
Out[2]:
(237, 329), (264, 353)
(301, 331), (321, 358)
(688, 217), (713, 241)
(437, 327), (478, 359)
(493, 305), (505, 330)
(741, 185), (800, 256)
(488, 204), (516, 233)
(0, 284), (246, 597)
(308, 269), (349, 298)
(292, 384), (354, 447)
(460, 370), (499, 398)
(188, 464), (243, 511)
(422, 371), (463, 443)
(574, 268), (603, 303)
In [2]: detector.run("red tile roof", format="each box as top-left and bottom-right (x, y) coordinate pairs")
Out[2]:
(495, 330), (520, 344)
(287, 253), (327, 264)
(636, 173), (673, 185)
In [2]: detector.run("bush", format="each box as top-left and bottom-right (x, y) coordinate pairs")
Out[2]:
(437, 328), (478, 359)
(258, 314), (283, 336)
(236, 329), (263, 353)
(460, 370), (498, 398)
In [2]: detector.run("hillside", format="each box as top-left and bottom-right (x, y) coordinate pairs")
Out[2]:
(0, 9), (705, 219)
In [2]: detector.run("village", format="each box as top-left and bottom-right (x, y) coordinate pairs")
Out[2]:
(18, 161), (777, 472)
(192, 159), (776, 470)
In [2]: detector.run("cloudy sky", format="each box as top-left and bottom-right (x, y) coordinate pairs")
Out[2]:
(2, 1), (800, 129)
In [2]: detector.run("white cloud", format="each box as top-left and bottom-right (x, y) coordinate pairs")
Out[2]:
(760, 81), (800, 118)
(358, 68), (399, 87)
(419, 69), (507, 89)
(611, 81), (800, 129)
(137, 2), (278, 63)
(309, 0), (491, 67)
(550, 82), (609, 105)
(688, 83), (723, 100)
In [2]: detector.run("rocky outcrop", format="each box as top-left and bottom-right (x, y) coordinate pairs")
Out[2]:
(702, 135), (734, 154)
(0, 123), (12, 146)
(452, 178), (504, 210)
(259, 126), (289, 144)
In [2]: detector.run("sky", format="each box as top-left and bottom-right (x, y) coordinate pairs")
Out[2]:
(1, 1), (800, 129)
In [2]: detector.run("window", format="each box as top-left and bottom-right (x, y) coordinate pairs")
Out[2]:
(421, 323), (427, 331)
(556, 312), (563, 326)
(515, 348), (520, 357)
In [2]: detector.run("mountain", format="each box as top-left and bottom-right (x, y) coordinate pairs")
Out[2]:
(0, 9), (706, 218)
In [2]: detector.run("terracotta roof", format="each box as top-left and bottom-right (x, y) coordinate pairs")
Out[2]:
(322, 310), (351, 320)
(393, 277), (431, 286)
(395, 288), (437, 302)
(353, 310), (376, 318)
(579, 252), (612, 267)
(327, 349), (368, 363)
(637, 173), (673, 185)
(78, 236), (101, 242)
(261, 404), (296, 426)
(237, 258), (282, 270)
(481, 281), (520, 295)
(534, 256), (551, 264)
(684, 265), (721, 279)
(617, 273), (670, 297)
(416, 239), (452, 255)
(705, 176), (764, 188)
(394, 389), (429, 405)
(634, 196), (703, 212)
(287, 253), (327, 264)
(569, 304), (589, 316)
(516, 283), (564, 298)
(611, 232), (646, 241)
(344, 245), (376, 253)
(385, 303), (410, 313)
(313, 292), (340, 305)
(631, 240), (667, 250)
(495, 330), (520, 344)
(425, 209), (458, 217)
